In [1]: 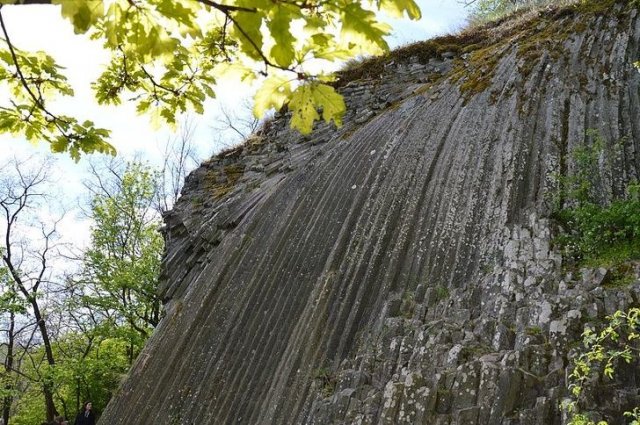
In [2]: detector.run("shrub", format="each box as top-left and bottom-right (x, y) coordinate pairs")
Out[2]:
(553, 131), (640, 270)
(564, 309), (640, 424)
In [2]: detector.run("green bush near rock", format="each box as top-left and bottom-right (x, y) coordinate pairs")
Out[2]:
(565, 308), (640, 425)
(555, 194), (640, 264)
(554, 131), (640, 424)
(553, 131), (640, 279)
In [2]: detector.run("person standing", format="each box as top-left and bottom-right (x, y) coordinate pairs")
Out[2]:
(74, 401), (96, 425)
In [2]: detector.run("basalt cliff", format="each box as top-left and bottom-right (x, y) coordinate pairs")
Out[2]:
(101, 3), (640, 424)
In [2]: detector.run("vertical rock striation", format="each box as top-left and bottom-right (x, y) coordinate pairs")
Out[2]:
(101, 3), (640, 424)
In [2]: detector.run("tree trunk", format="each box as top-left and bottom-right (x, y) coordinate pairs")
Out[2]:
(43, 384), (57, 422)
(2, 311), (15, 425)
(32, 303), (58, 421)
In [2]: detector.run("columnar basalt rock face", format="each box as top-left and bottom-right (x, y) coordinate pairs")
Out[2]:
(100, 4), (640, 425)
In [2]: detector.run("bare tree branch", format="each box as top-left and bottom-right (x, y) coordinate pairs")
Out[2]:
(156, 117), (202, 214)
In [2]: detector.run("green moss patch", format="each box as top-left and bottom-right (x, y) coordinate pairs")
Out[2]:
(204, 162), (246, 200)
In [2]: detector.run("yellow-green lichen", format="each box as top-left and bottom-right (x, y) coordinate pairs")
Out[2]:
(204, 162), (246, 200)
(456, 45), (504, 97)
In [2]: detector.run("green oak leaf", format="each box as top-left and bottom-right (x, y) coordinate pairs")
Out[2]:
(254, 75), (292, 117)
(232, 11), (264, 61)
(289, 84), (318, 134)
(289, 82), (345, 134)
(378, 0), (422, 19)
(340, 3), (390, 53)
(267, 6), (297, 68)
(154, 0), (197, 30)
(312, 83), (346, 126)
(53, 0), (104, 34)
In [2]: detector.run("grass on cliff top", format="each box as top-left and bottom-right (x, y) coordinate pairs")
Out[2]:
(333, 0), (632, 88)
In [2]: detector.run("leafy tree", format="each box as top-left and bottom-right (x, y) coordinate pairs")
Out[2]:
(0, 155), (183, 424)
(0, 157), (68, 422)
(0, 259), (29, 425)
(466, 0), (557, 24)
(0, 0), (421, 159)
(76, 160), (163, 364)
(7, 335), (130, 424)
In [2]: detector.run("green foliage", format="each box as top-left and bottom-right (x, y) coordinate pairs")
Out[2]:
(555, 196), (640, 264)
(51, 337), (130, 419)
(288, 82), (345, 134)
(553, 131), (640, 269)
(9, 392), (45, 425)
(0, 43), (114, 160)
(0, 263), (26, 316)
(552, 130), (611, 208)
(565, 309), (640, 425)
(79, 162), (163, 358)
(525, 325), (542, 336)
(54, 0), (104, 34)
(467, 0), (570, 25)
(0, 0), (422, 156)
(9, 336), (130, 424)
(469, 0), (525, 24)
(0, 159), (165, 423)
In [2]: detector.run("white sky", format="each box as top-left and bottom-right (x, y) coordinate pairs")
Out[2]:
(0, 0), (469, 251)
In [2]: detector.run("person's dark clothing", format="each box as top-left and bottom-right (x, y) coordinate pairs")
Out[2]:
(74, 411), (95, 425)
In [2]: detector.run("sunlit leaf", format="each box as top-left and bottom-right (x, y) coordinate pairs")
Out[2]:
(232, 11), (264, 61)
(3, 0), (425, 157)
(378, 0), (421, 19)
(289, 82), (345, 134)
(254, 75), (292, 117)
(268, 6), (297, 67)
(340, 3), (390, 53)
(53, 0), (105, 34)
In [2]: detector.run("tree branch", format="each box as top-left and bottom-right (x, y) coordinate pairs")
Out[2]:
(0, 6), (73, 140)
(0, 9), (45, 109)
(224, 12), (287, 75)
(140, 65), (179, 97)
(194, 0), (257, 14)
(7, 1), (54, 4)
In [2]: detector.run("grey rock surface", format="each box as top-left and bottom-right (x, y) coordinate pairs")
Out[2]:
(100, 4), (640, 425)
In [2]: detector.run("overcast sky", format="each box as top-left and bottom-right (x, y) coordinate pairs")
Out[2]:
(0, 0), (469, 250)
